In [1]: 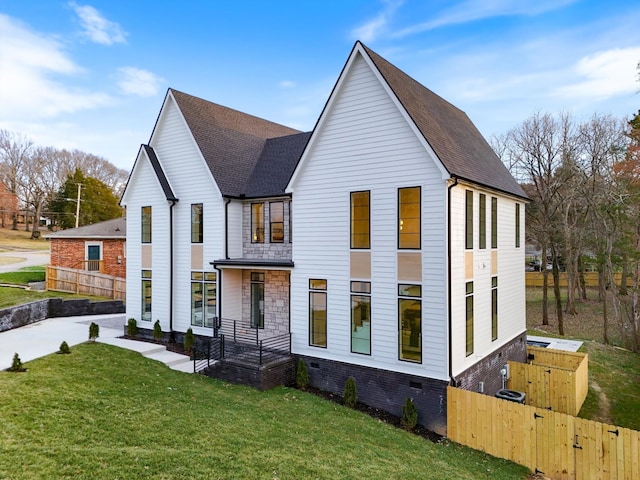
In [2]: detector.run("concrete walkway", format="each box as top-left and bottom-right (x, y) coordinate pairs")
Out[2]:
(0, 313), (193, 373)
(0, 250), (50, 273)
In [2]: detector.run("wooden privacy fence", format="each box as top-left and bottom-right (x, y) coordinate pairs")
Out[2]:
(525, 272), (622, 288)
(508, 346), (589, 416)
(47, 266), (125, 301)
(447, 387), (640, 480)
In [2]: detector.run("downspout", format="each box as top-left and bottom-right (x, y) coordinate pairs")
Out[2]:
(447, 177), (459, 386)
(169, 199), (178, 342)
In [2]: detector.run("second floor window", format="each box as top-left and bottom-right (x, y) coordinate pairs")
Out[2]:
(398, 187), (421, 249)
(465, 190), (473, 249)
(479, 194), (486, 249)
(252, 203), (264, 243)
(270, 202), (284, 243)
(141, 206), (152, 243)
(491, 197), (497, 249)
(351, 191), (370, 249)
(191, 204), (203, 243)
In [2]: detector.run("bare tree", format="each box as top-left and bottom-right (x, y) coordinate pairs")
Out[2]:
(0, 130), (33, 229)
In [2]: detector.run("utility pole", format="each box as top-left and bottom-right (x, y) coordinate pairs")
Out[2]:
(75, 183), (81, 228)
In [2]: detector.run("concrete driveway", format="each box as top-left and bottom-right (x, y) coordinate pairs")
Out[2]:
(0, 250), (50, 274)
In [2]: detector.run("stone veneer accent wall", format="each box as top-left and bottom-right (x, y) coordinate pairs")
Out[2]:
(241, 270), (290, 340)
(49, 238), (126, 278)
(242, 199), (292, 259)
(454, 331), (528, 396)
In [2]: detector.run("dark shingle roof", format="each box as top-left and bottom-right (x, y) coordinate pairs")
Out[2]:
(360, 43), (527, 199)
(245, 132), (312, 198)
(45, 217), (126, 239)
(170, 89), (301, 197)
(143, 145), (178, 202)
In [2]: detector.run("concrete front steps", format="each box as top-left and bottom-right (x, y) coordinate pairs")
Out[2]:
(98, 337), (195, 372)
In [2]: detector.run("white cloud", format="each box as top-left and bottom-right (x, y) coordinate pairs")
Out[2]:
(393, 0), (576, 38)
(117, 67), (164, 97)
(553, 47), (640, 100)
(279, 80), (296, 89)
(0, 14), (112, 120)
(351, 0), (404, 42)
(69, 2), (127, 45)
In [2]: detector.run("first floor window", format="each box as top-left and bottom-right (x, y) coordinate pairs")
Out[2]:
(141, 270), (152, 321)
(191, 272), (217, 327)
(351, 281), (371, 355)
(491, 277), (498, 341)
(309, 279), (327, 347)
(251, 272), (264, 328)
(466, 281), (474, 356)
(398, 284), (421, 363)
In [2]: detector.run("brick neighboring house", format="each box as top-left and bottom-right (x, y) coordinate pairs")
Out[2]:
(0, 181), (18, 228)
(45, 217), (126, 278)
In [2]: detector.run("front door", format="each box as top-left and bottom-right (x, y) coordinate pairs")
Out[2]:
(87, 244), (101, 271)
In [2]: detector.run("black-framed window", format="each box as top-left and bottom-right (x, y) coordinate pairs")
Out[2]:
(398, 284), (421, 363)
(351, 191), (370, 249)
(398, 186), (421, 249)
(191, 271), (216, 328)
(141, 270), (152, 321)
(491, 276), (498, 341)
(351, 281), (371, 355)
(479, 194), (486, 249)
(270, 202), (284, 243)
(465, 191), (473, 249)
(466, 281), (474, 356)
(141, 206), (152, 244)
(191, 203), (203, 243)
(515, 203), (521, 248)
(309, 279), (327, 347)
(491, 197), (497, 249)
(289, 202), (292, 243)
(251, 203), (264, 243)
(250, 272), (264, 329)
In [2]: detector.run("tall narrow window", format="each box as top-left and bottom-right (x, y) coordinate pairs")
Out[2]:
(141, 270), (152, 322)
(250, 272), (264, 329)
(491, 276), (498, 341)
(465, 281), (474, 356)
(515, 203), (521, 248)
(398, 284), (421, 363)
(465, 191), (473, 249)
(289, 202), (292, 243)
(141, 206), (152, 243)
(191, 204), (203, 243)
(351, 191), (370, 249)
(251, 203), (264, 243)
(351, 281), (371, 354)
(491, 197), (497, 249)
(270, 202), (284, 243)
(479, 194), (486, 249)
(309, 279), (327, 347)
(398, 187), (421, 249)
(191, 272), (216, 328)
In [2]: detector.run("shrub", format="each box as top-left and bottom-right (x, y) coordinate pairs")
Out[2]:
(59, 341), (71, 354)
(89, 322), (99, 342)
(9, 353), (25, 372)
(184, 328), (195, 355)
(153, 320), (162, 341)
(296, 359), (309, 390)
(127, 318), (138, 337)
(343, 377), (357, 408)
(401, 397), (418, 430)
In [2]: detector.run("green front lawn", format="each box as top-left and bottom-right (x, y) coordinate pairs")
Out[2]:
(0, 266), (46, 285)
(0, 344), (529, 479)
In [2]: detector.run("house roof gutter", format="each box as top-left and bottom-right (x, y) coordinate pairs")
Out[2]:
(447, 176), (459, 386)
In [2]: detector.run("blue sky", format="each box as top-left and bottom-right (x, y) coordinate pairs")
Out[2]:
(1, 0), (639, 170)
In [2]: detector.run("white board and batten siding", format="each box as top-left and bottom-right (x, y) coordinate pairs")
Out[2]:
(124, 94), (227, 336)
(289, 53), (449, 381)
(122, 149), (173, 330)
(449, 184), (526, 378)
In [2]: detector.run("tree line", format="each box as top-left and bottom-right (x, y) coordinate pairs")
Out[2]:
(0, 129), (129, 236)
(492, 110), (640, 352)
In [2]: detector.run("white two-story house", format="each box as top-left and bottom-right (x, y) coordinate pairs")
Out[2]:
(120, 42), (527, 435)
